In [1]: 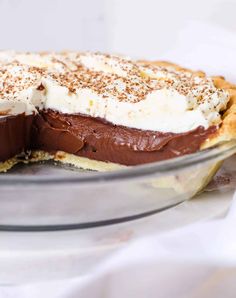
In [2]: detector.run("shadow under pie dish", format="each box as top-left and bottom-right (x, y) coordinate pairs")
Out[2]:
(0, 51), (236, 174)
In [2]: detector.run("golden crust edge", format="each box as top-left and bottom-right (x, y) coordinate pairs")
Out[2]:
(0, 157), (19, 172)
(0, 151), (53, 172)
(53, 151), (126, 171)
(30, 150), (125, 171)
(0, 151), (125, 173)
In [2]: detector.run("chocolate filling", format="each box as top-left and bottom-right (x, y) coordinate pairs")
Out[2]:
(0, 114), (34, 162)
(32, 110), (216, 166)
(0, 110), (216, 166)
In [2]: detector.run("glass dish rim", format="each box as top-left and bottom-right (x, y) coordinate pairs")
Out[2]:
(1, 140), (236, 185)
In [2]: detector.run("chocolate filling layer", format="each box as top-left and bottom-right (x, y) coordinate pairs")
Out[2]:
(0, 110), (217, 166)
(31, 110), (216, 166)
(0, 114), (34, 162)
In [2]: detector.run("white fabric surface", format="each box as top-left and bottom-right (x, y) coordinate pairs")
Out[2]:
(1, 192), (236, 298)
(1, 17), (236, 298)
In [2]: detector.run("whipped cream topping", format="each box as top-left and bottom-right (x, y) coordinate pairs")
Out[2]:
(0, 51), (230, 133)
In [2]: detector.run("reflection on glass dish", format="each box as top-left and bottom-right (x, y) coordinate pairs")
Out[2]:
(0, 140), (236, 231)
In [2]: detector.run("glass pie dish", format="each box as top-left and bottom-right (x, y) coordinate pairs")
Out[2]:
(1, 140), (236, 232)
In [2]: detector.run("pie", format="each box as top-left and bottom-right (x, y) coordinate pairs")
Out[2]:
(0, 51), (235, 172)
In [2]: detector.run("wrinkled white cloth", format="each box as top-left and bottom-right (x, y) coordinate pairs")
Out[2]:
(1, 191), (236, 298)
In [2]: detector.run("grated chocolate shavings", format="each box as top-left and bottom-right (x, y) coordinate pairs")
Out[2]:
(0, 51), (229, 108)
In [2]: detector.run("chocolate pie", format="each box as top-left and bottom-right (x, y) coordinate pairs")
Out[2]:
(0, 51), (235, 172)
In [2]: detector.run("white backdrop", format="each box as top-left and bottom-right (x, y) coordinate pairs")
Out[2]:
(0, 0), (235, 56)
(0, 0), (109, 51)
(109, 0), (236, 57)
